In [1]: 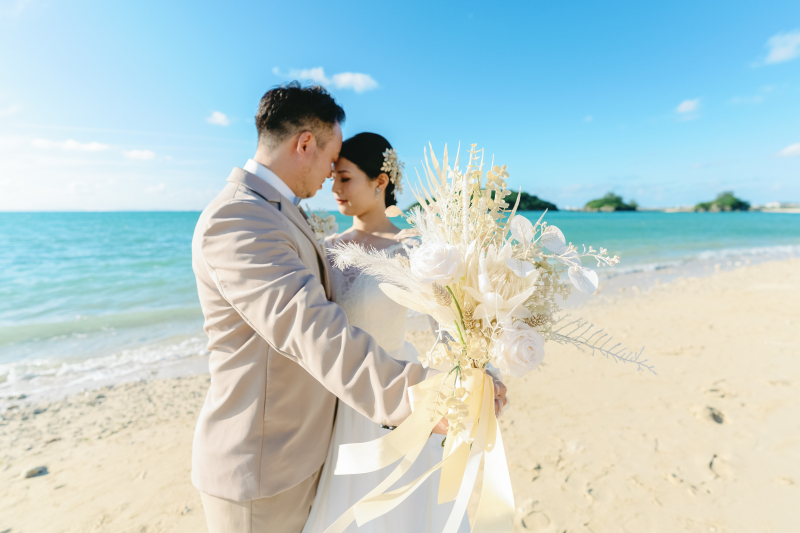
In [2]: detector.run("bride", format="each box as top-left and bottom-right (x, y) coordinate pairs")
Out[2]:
(302, 133), (472, 532)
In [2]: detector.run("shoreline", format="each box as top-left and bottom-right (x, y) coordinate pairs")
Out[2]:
(3, 246), (799, 410)
(1, 257), (798, 531)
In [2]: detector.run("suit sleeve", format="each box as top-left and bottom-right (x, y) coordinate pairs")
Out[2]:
(200, 199), (429, 426)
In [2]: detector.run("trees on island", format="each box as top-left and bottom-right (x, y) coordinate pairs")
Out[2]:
(694, 191), (750, 212)
(583, 193), (638, 212)
(405, 190), (753, 214)
(406, 191), (558, 211)
(580, 191), (752, 212)
(504, 191), (558, 211)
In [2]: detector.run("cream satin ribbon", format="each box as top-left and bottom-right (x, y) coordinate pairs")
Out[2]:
(325, 370), (515, 533)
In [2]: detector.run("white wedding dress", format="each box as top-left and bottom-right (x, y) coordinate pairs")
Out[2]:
(303, 237), (469, 533)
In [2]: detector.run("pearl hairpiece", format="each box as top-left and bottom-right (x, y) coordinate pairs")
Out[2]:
(380, 148), (405, 200)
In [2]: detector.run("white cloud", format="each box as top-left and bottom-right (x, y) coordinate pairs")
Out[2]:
(676, 99), (699, 113)
(729, 85), (775, 105)
(0, 104), (22, 117)
(31, 138), (53, 149)
(778, 143), (800, 157)
(729, 95), (764, 105)
(0, 0), (35, 17)
(145, 183), (167, 194)
(32, 138), (109, 151)
(0, 136), (222, 211)
(124, 149), (156, 160)
(584, 115), (593, 122)
(272, 66), (378, 93)
(330, 72), (378, 93)
(274, 66), (329, 84)
(764, 30), (800, 65)
(206, 111), (230, 126)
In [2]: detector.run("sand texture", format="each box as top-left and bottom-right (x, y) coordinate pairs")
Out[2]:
(1, 259), (798, 532)
(503, 259), (800, 532)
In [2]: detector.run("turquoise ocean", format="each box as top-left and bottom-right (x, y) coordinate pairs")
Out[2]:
(1, 211), (799, 402)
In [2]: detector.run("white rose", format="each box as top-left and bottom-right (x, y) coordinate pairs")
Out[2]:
(491, 322), (545, 377)
(410, 243), (464, 285)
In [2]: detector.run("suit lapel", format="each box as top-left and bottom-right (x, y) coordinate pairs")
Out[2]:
(280, 199), (321, 255)
(281, 199), (332, 300)
(227, 167), (331, 299)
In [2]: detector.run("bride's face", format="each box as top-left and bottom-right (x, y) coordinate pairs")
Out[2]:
(332, 157), (381, 217)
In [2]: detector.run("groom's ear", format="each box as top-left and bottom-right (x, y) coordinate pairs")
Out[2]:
(296, 131), (315, 155)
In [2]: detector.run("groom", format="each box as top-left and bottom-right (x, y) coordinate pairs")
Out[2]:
(191, 82), (439, 533)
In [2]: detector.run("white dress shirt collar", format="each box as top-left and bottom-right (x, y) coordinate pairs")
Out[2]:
(243, 159), (300, 206)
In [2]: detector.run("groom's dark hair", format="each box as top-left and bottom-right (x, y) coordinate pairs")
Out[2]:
(256, 82), (345, 149)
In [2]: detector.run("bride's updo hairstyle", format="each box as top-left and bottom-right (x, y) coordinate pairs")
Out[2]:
(338, 132), (398, 207)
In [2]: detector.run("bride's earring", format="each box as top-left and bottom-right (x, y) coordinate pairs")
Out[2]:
(375, 188), (381, 198)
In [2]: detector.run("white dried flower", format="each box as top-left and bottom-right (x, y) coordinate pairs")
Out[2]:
(305, 208), (338, 243)
(420, 343), (452, 370)
(381, 148), (405, 200)
(491, 322), (545, 377)
(444, 394), (468, 436)
(510, 215), (535, 244)
(410, 242), (464, 286)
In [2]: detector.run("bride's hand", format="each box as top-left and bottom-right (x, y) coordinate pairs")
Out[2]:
(431, 377), (509, 436)
(431, 415), (449, 435)
(494, 378), (509, 417)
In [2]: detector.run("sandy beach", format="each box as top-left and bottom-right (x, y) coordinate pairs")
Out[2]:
(1, 259), (798, 533)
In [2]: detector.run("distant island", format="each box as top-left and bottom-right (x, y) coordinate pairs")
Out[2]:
(694, 191), (750, 212)
(584, 192), (638, 212)
(406, 191), (558, 211)
(505, 191), (558, 211)
(659, 199), (797, 213)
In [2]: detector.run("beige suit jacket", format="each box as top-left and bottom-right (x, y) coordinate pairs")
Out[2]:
(191, 168), (429, 501)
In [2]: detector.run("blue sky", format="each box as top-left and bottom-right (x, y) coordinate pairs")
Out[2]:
(0, 0), (798, 211)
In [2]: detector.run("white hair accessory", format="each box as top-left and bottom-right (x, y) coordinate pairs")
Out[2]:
(381, 148), (404, 200)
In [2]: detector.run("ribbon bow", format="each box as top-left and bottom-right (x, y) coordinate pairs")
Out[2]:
(324, 370), (514, 532)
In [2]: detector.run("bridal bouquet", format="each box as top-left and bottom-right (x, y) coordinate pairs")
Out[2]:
(327, 144), (653, 533)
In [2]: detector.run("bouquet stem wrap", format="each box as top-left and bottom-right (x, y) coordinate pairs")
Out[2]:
(324, 370), (514, 533)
